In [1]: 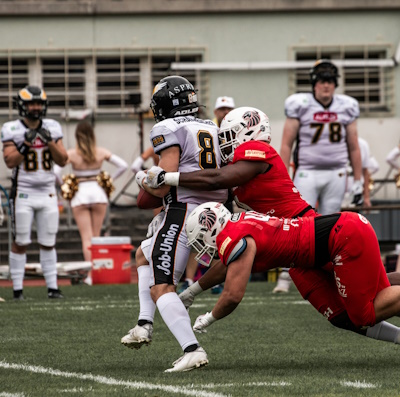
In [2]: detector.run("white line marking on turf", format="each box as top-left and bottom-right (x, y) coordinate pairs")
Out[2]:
(197, 381), (291, 388)
(340, 380), (379, 389)
(0, 361), (228, 397)
(0, 393), (25, 397)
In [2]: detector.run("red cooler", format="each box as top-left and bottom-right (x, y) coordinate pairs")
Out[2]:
(90, 236), (133, 284)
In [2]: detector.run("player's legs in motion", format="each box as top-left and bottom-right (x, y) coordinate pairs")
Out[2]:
(122, 205), (208, 372)
(121, 244), (156, 349)
(36, 194), (64, 298)
(72, 203), (107, 285)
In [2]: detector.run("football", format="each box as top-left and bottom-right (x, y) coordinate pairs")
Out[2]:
(136, 187), (163, 210)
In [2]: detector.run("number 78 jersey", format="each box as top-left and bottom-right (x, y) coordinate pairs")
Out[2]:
(285, 92), (359, 170)
(1, 118), (63, 194)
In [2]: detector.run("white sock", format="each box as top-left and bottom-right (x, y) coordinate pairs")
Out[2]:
(9, 251), (26, 291)
(157, 292), (198, 351)
(40, 248), (58, 290)
(137, 265), (156, 322)
(366, 321), (400, 344)
(185, 278), (194, 286)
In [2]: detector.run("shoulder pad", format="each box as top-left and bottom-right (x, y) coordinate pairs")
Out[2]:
(284, 93), (312, 118)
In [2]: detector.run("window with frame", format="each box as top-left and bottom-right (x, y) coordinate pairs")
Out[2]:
(291, 45), (394, 116)
(0, 49), (204, 118)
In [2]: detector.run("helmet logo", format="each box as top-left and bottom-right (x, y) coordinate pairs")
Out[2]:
(243, 111), (260, 129)
(153, 82), (167, 95)
(198, 209), (217, 231)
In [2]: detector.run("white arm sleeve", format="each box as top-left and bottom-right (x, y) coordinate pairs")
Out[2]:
(386, 146), (400, 170)
(108, 154), (128, 180)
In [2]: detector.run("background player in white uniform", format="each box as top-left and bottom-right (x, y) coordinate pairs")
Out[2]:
(121, 76), (227, 372)
(342, 137), (379, 208)
(277, 60), (363, 293)
(1, 85), (68, 300)
(281, 59), (363, 214)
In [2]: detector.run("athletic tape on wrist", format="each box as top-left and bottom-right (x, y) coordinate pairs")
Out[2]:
(164, 172), (180, 186)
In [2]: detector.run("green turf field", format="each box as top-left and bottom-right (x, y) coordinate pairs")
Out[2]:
(0, 282), (399, 397)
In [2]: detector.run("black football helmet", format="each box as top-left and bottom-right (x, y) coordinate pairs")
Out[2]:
(309, 59), (340, 87)
(15, 85), (48, 120)
(150, 76), (199, 122)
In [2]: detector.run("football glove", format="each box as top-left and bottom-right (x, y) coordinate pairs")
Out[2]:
(135, 170), (147, 189)
(351, 180), (363, 206)
(36, 128), (53, 144)
(146, 210), (165, 238)
(146, 166), (166, 189)
(24, 129), (37, 144)
(193, 312), (217, 333)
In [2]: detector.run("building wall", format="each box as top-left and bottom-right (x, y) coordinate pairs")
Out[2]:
(1, 7), (399, 203)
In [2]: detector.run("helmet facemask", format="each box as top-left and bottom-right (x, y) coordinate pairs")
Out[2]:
(186, 202), (232, 267)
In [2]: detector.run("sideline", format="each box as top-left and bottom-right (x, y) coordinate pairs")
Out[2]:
(0, 361), (228, 397)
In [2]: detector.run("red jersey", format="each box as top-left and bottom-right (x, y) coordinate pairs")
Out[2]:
(231, 141), (310, 217)
(216, 211), (315, 273)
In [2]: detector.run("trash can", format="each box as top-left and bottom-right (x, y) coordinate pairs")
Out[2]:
(90, 236), (133, 285)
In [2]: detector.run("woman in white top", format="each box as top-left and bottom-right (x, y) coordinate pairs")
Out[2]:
(61, 121), (128, 277)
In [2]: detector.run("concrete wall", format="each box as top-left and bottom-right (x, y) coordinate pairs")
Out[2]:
(1, 6), (400, 203)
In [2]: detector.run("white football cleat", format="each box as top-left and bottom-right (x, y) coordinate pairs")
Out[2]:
(164, 347), (208, 372)
(272, 271), (292, 293)
(121, 323), (153, 349)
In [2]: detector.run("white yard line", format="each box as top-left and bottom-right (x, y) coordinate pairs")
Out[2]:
(340, 380), (379, 389)
(0, 361), (228, 397)
(196, 381), (291, 388)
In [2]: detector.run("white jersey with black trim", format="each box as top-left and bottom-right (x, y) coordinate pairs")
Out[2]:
(285, 92), (359, 170)
(150, 115), (228, 205)
(1, 118), (63, 194)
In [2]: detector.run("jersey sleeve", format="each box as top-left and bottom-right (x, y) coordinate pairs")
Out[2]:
(343, 95), (360, 123)
(150, 121), (179, 155)
(43, 119), (64, 141)
(1, 122), (15, 143)
(232, 140), (272, 164)
(284, 93), (309, 119)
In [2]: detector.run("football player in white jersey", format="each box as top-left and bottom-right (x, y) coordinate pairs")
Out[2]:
(121, 76), (227, 372)
(1, 85), (68, 300)
(277, 60), (363, 293)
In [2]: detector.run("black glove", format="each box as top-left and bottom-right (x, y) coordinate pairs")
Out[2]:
(24, 129), (37, 144)
(36, 128), (53, 144)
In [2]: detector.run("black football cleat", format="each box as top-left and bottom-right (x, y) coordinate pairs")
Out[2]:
(48, 289), (65, 299)
(13, 289), (24, 301)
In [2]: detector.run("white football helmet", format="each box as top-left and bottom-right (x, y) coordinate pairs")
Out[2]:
(218, 106), (271, 163)
(186, 202), (232, 267)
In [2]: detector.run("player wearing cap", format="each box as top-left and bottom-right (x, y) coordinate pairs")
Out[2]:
(213, 96), (235, 127)
(1, 85), (68, 300)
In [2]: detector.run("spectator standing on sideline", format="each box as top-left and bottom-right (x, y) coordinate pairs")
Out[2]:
(277, 59), (363, 293)
(179, 95), (236, 294)
(1, 85), (68, 300)
(213, 96), (235, 127)
(56, 121), (128, 285)
(121, 75), (227, 372)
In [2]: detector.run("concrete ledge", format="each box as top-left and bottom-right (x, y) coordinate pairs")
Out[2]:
(1, 0), (400, 16)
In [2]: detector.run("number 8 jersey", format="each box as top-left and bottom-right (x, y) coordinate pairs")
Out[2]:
(1, 119), (63, 194)
(150, 115), (227, 206)
(285, 92), (359, 170)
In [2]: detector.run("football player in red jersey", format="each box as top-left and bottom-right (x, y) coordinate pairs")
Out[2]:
(145, 106), (400, 345)
(186, 203), (400, 344)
